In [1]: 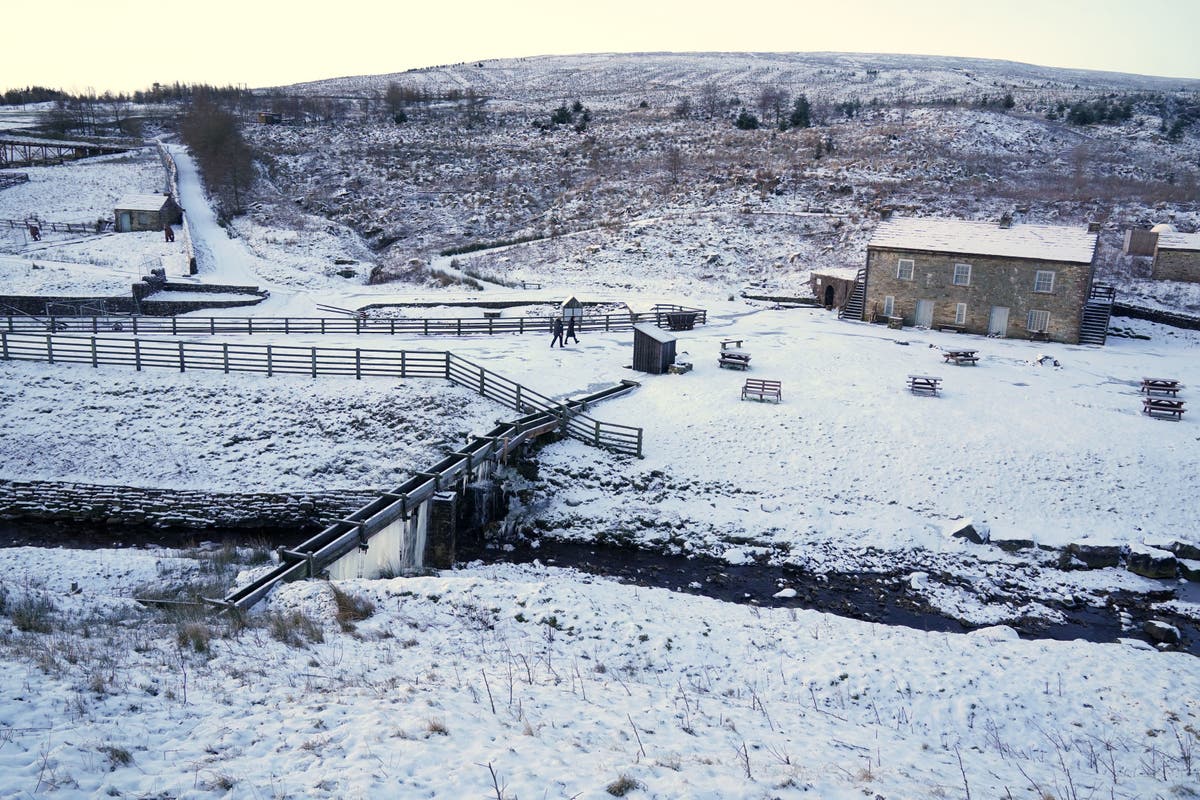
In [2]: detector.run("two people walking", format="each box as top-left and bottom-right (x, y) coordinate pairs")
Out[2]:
(550, 316), (580, 348)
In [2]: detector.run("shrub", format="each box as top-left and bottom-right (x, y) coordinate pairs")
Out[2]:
(331, 585), (375, 632)
(735, 111), (760, 130)
(177, 622), (213, 653)
(98, 744), (133, 770)
(11, 592), (56, 633)
(606, 775), (640, 796)
(266, 611), (325, 647)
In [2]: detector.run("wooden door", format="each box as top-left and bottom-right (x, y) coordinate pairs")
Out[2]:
(988, 306), (1009, 336)
(915, 300), (934, 328)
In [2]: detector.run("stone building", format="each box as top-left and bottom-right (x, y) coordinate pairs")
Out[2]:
(809, 267), (859, 309)
(861, 217), (1099, 344)
(114, 193), (181, 232)
(1151, 231), (1200, 283)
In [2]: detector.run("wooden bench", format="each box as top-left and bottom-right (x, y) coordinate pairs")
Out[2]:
(1143, 397), (1186, 420)
(1141, 378), (1181, 396)
(907, 374), (942, 395)
(741, 378), (781, 403)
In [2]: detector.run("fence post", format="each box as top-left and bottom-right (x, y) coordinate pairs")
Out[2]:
(594, 419), (601, 448)
(390, 318), (395, 336)
(178, 341), (185, 372)
(134, 339), (141, 371)
(637, 428), (643, 458)
(456, 318), (462, 337)
(171, 316), (177, 336)
(247, 318), (253, 336)
(210, 318), (215, 335)
(355, 317), (361, 335)
(424, 319), (429, 336)
(132, 316), (138, 335)
(284, 318), (289, 335)
(605, 314), (610, 332)
(320, 318), (325, 335)
(267, 344), (273, 377)
(46, 334), (53, 364)
(6, 317), (12, 333)
(519, 317), (524, 335)
(444, 352), (450, 379)
(91, 337), (97, 368)
(400, 350), (406, 378)
(92, 316), (98, 334)
(1, 332), (6, 360)
(478, 367), (485, 396)
(355, 349), (361, 380)
(515, 384), (521, 412)
(311, 347), (317, 378)
(222, 343), (229, 374)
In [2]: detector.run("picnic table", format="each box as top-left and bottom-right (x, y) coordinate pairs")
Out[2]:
(1142, 396), (1186, 420)
(942, 349), (979, 366)
(907, 374), (942, 395)
(1141, 378), (1181, 396)
(719, 339), (751, 370)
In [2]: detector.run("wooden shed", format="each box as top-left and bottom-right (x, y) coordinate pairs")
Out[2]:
(114, 193), (181, 232)
(560, 296), (583, 321)
(632, 323), (677, 374)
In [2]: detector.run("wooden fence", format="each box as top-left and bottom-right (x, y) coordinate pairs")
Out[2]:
(0, 218), (109, 235)
(0, 332), (643, 457)
(1, 304), (706, 338)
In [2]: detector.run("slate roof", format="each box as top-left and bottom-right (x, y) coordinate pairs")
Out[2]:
(632, 323), (676, 344)
(869, 217), (1097, 264)
(115, 193), (173, 212)
(1157, 231), (1200, 252)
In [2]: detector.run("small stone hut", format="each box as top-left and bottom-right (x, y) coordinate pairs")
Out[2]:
(809, 267), (859, 309)
(632, 323), (676, 374)
(114, 193), (181, 232)
(1152, 231), (1200, 283)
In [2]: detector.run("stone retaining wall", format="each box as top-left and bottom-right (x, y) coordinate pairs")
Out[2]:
(0, 479), (378, 532)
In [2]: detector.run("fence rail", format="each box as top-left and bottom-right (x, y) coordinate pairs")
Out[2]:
(0, 332), (642, 456)
(1, 304), (706, 338)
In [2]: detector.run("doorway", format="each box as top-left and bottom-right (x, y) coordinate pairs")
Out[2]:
(988, 306), (1009, 337)
(915, 300), (934, 328)
(824, 285), (835, 308)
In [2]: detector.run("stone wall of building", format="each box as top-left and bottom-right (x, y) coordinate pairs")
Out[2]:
(0, 479), (378, 532)
(863, 247), (1093, 344)
(1151, 249), (1200, 283)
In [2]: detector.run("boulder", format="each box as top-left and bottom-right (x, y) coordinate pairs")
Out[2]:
(1066, 543), (1123, 569)
(1143, 620), (1181, 645)
(1127, 551), (1178, 580)
(1178, 559), (1200, 582)
(947, 522), (988, 545)
(1168, 541), (1200, 561)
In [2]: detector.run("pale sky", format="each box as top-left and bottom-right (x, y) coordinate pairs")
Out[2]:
(4, 0), (1199, 94)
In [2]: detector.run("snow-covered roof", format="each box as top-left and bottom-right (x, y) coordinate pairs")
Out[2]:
(632, 322), (676, 344)
(1157, 231), (1200, 252)
(811, 267), (861, 281)
(115, 193), (172, 212)
(869, 218), (1097, 264)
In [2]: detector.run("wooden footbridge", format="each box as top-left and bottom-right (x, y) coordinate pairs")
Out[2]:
(0, 135), (139, 168)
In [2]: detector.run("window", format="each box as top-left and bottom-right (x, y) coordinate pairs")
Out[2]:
(896, 258), (914, 280)
(883, 295), (895, 317)
(953, 263), (971, 286)
(1027, 310), (1050, 332)
(955, 303), (967, 325)
(1033, 270), (1055, 293)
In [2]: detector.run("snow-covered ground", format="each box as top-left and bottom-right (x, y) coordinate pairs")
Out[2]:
(0, 551), (1197, 799)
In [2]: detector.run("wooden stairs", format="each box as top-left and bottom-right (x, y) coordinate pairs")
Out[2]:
(1079, 284), (1115, 345)
(839, 269), (867, 321)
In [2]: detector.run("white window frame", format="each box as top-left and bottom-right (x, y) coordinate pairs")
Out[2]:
(955, 303), (967, 325)
(1027, 309), (1050, 332)
(952, 263), (971, 286)
(1033, 270), (1055, 293)
(883, 295), (895, 317)
(896, 258), (914, 281)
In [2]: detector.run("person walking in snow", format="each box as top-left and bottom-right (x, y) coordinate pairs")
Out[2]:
(566, 315), (579, 344)
(551, 316), (564, 348)
(164, 224), (175, 242)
